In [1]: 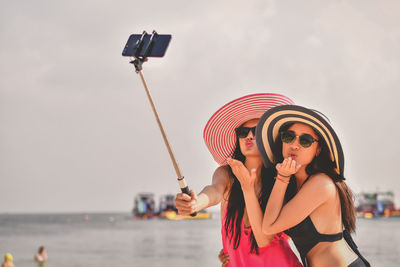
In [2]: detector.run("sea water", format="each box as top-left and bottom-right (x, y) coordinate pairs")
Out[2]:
(0, 213), (398, 267)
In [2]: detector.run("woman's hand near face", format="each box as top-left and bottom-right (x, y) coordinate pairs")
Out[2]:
(276, 157), (301, 179)
(226, 158), (257, 192)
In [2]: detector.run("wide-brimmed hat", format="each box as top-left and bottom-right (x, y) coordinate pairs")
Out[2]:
(203, 93), (294, 165)
(255, 105), (344, 175)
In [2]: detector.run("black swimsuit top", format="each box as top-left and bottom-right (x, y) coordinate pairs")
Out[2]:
(283, 176), (343, 266)
(284, 216), (343, 260)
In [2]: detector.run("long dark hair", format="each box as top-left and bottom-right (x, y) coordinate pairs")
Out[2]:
(224, 139), (275, 254)
(274, 123), (356, 234)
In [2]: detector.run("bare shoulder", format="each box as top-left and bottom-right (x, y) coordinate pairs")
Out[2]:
(306, 173), (337, 196)
(213, 165), (230, 179)
(212, 166), (231, 185)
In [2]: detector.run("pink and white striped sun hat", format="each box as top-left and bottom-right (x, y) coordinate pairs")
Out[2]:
(203, 93), (294, 165)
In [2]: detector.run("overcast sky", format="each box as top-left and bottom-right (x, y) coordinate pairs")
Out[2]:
(1, 0), (399, 213)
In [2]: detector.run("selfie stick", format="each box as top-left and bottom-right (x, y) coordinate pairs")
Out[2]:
(128, 31), (196, 216)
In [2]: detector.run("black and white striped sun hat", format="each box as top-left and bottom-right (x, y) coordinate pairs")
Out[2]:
(256, 105), (344, 175)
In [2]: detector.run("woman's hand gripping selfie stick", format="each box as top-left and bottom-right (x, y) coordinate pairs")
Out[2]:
(137, 72), (197, 216)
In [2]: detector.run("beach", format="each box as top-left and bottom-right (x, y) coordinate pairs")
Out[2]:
(0, 213), (398, 267)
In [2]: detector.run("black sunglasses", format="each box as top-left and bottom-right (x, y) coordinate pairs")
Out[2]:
(235, 126), (256, 138)
(280, 130), (319, 148)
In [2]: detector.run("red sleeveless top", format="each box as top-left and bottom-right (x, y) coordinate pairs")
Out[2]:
(221, 206), (302, 267)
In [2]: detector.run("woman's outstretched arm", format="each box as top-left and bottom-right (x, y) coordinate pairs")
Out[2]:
(175, 166), (230, 215)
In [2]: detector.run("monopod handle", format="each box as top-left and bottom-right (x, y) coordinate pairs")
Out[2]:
(178, 176), (197, 217)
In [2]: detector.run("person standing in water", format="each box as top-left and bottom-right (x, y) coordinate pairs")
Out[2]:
(2, 253), (15, 267)
(34, 246), (48, 266)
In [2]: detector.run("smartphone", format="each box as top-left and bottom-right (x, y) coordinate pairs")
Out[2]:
(122, 33), (172, 57)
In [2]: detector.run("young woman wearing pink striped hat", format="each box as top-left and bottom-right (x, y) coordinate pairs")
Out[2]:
(175, 93), (302, 267)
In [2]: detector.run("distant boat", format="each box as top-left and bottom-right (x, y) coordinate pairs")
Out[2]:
(132, 193), (212, 220)
(161, 209), (212, 220)
(132, 193), (157, 219)
(355, 191), (400, 218)
(182, 211), (212, 220)
(159, 194), (177, 214)
(158, 194), (212, 220)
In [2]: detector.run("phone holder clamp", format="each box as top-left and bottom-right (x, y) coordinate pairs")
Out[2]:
(130, 30), (158, 73)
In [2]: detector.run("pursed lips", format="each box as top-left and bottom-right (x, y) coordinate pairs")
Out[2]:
(245, 141), (254, 147)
